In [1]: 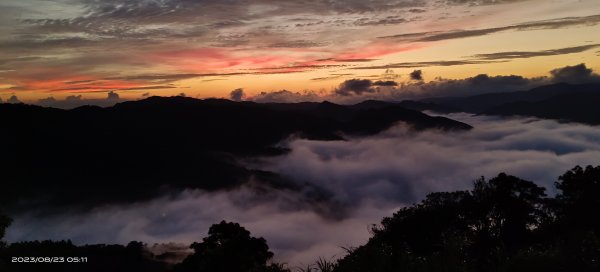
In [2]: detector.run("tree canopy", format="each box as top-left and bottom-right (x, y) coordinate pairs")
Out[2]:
(334, 166), (600, 272)
(175, 221), (287, 272)
(0, 209), (11, 247)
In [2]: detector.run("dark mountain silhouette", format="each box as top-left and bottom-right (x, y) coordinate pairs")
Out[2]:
(346, 83), (600, 125)
(420, 82), (600, 122)
(485, 91), (600, 125)
(396, 100), (461, 114)
(349, 100), (396, 110)
(0, 97), (471, 210)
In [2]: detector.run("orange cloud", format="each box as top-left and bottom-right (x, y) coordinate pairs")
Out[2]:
(4, 67), (147, 93)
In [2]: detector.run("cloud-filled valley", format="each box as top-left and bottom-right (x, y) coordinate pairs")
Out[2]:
(2, 1), (600, 271)
(7, 113), (600, 265)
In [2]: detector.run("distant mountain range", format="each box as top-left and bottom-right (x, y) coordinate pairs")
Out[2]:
(418, 82), (600, 125)
(0, 97), (470, 210)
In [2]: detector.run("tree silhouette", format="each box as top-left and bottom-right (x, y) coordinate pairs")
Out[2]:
(0, 210), (11, 248)
(555, 165), (600, 230)
(335, 173), (549, 272)
(546, 165), (600, 271)
(176, 221), (288, 272)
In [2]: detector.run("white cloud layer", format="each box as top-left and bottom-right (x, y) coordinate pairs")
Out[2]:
(7, 113), (600, 265)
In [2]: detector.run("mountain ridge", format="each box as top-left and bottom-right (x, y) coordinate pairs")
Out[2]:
(0, 97), (471, 210)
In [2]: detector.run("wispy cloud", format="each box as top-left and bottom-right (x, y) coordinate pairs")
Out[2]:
(471, 44), (600, 60)
(351, 60), (504, 69)
(352, 44), (600, 70)
(380, 14), (600, 41)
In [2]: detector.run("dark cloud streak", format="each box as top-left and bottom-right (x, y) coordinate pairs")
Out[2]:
(472, 44), (600, 60)
(351, 60), (504, 69)
(381, 14), (600, 42)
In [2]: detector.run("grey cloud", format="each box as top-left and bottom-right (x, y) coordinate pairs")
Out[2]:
(335, 63), (598, 103)
(267, 40), (326, 48)
(418, 26), (516, 41)
(0, 37), (100, 52)
(354, 16), (407, 26)
(472, 44), (600, 60)
(550, 63), (600, 84)
(352, 60), (503, 69)
(4, 0), (441, 52)
(335, 79), (381, 96)
(310, 74), (354, 81)
(381, 14), (600, 42)
(251, 90), (321, 103)
(66, 95), (82, 101)
(229, 88), (245, 102)
(47, 0), (428, 27)
(410, 69), (423, 81)
(331, 74), (540, 103)
(443, 0), (530, 6)
(372, 80), (398, 86)
(394, 74), (539, 99)
(32, 93), (123, 109)
(38, 96), (57, 105)
(7, 95), (21, 104)
(353, 44), (598, 75)
(254, 72), (545, 104)
(50, 0), (522, 29)
(467, 74), (530, 86)
(0, 56), (42, 66)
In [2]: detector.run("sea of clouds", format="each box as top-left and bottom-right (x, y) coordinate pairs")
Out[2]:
(7, 113), (600, 265)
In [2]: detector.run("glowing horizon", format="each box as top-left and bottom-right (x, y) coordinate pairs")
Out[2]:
(1, 0), (600, 104)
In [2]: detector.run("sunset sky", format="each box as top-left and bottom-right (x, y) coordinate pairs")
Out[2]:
(1, 0), (599, 104)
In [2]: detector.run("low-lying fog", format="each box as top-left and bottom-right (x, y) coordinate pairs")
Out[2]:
(8, 113), (600, 265)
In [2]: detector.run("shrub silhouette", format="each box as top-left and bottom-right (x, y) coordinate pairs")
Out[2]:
(0, 210), (10, 247)
(175, 221), (288, 272)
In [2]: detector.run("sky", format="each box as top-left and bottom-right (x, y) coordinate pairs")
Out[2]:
(1, 0), (600, 104)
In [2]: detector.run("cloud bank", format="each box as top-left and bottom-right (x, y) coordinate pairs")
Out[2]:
(248, 63), (600, 103)
(7, 113), (600, 265)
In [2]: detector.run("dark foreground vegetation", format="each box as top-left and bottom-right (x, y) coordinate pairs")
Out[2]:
(1, 164), (599, 272)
